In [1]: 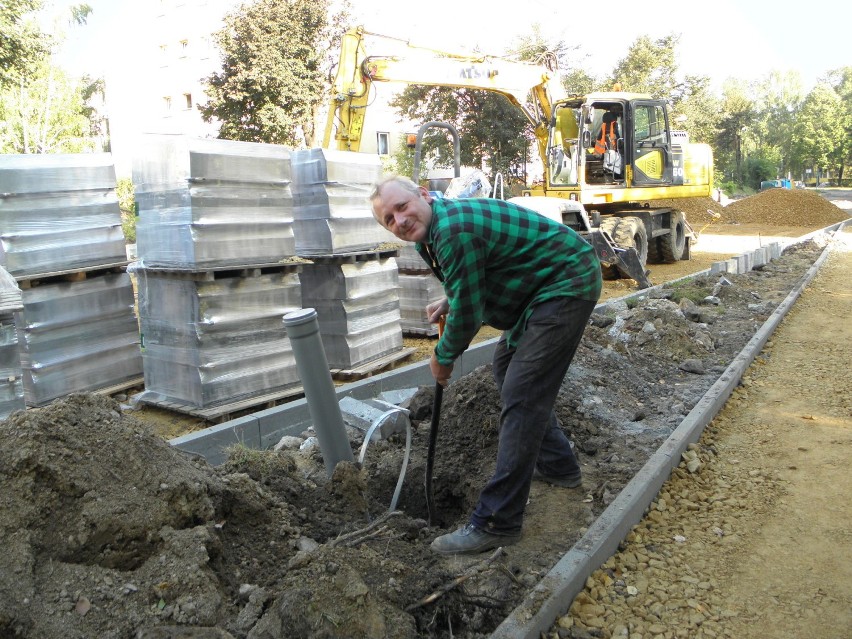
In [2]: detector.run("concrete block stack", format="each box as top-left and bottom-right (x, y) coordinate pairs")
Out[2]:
(396, 242), (444, 337)
(132, 135), (303, 412)
(0, 153), (142, 407)
(0, 267), (24, 419)
(298, 258), (403, 370)
(292, 149), (406, 372)
(290, 148), (395, 256)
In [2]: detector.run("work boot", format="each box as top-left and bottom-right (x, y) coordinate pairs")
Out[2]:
(430, 523), (520, 555)
(532, 468), (582, 488)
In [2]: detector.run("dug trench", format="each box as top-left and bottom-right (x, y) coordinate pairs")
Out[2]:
(0, 235), (835, 639)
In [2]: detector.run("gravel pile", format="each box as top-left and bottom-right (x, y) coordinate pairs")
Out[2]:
(722, 189), (849, 226)
(653, 191), (848, 229)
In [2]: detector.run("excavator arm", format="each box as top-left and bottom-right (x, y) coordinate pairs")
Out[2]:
(323, 27), (560, 157)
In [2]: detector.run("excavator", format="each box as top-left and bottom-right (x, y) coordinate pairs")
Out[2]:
(323, 27), (715, 288)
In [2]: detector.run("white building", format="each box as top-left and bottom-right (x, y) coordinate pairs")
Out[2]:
(101, 0), (414, 178)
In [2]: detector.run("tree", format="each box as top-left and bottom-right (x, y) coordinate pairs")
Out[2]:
(200, 0), (348, 147)
(0, 0), (50, 90)
(669, 74), (722, 145)
(792, 83), (846, 184)
(754, 71), (804, 179)
(609, 34), (680, 99)
(0, 58), (94, 153)
(714, 80), (759, 185)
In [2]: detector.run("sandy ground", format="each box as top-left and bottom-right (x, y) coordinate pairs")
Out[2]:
(548, 226), (852, 639)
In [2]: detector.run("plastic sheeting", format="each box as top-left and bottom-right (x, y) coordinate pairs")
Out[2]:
(300, 258), (403, 369)
(0, 268), (25, 419)
(398, 273), (445, 335)
(14, 272), (143, 407)
(0, 154), (127, 277)
(291, 148), (395, 255)
(132, 135), (296, 268)
(134, 268), (303, 407)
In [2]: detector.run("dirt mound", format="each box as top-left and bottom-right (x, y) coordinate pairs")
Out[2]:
(722, 189), (849, 226)
(0, 240), (829, 639)
(653, 190), (849, 229)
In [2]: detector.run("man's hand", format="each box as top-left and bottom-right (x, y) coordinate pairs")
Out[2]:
(426, 298), (449, 325)
(430, 353), (453, 387)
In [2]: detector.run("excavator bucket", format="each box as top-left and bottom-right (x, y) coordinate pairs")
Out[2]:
(586, 230), (653, 289)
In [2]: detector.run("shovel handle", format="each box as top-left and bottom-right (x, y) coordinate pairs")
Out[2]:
(425, 315), (446, 526)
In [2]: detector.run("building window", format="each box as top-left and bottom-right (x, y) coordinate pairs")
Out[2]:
(184, 93), (192, 109)
(163, 96), (172, 112)
(377, 131), (389, 156)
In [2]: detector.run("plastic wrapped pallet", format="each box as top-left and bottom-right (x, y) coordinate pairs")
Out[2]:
(395, 242), (430, 272)
(132, 135), (296, 269)
(134, 267), (303, 408)
(0, 154), (127, 277)
(398, 272), (444, 336)
(300, 258), (403, 369)
(0, 267), (24, 419)
(14, 272), (143, 407)
(291, 148), (396, 255)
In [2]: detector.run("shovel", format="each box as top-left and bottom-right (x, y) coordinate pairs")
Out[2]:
(425, 315), (445, 526)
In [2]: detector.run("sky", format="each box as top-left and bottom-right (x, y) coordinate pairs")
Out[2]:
(51, 0), (848, 94)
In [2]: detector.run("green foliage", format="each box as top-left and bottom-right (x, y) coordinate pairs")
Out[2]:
(380, 134), (415, 180)
(609, 34), (680, 98)
(0, 0), (50, 90)
(0, 59), (94, 153)
(744, 157), (778, 190)
(116, 177), (136, 243)
(389, 85), (532, 188)
(200, 0), (346, 147)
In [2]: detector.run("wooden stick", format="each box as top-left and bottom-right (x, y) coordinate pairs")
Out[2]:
(329, 510), (402, 548)
(406, 547), (506, 611)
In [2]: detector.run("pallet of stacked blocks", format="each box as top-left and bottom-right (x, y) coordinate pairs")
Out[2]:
(134, 264), (304, 412)
(0, 153), (127, 277)
(132, 135), (295, 269)
(299, 254), (410, 374)
(291, 148), (396, 256)
(14, 269), (143, 407)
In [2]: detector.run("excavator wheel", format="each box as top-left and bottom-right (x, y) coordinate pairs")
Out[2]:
(597, 217), (622, 279)
(659, 210), (687, 262)
(613, 216), (649, 269)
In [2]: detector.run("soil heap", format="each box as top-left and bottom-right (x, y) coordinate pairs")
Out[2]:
(722, 188), (849, 226)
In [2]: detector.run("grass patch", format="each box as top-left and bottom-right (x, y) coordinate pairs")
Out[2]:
(221, 442), (296, 480)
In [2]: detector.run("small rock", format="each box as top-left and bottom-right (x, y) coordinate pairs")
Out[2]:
(679, 359), (705, 374)
(274, 435), (304, 451)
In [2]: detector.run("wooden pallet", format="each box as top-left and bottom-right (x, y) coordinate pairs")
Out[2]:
(92, 376), (145, 398)
(138, 261), (305, 282)
(136, 385), (306, 424)
(330, 346), (417, 382)
(15, 261), (130, 289)
(302, 248), (400, 265)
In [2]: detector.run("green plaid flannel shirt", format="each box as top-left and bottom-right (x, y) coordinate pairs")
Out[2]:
(416, 197), (602, 366)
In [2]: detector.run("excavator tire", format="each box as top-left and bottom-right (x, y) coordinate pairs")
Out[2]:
(659, 210), (687, 262)
(613, 216), (649, 267)
(597, 216), (622, 279)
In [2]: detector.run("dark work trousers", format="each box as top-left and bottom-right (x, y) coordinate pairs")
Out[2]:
(470, 296), (598, 535)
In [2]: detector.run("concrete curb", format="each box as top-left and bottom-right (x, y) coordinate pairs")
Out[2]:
(488, 223), (848, 639)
